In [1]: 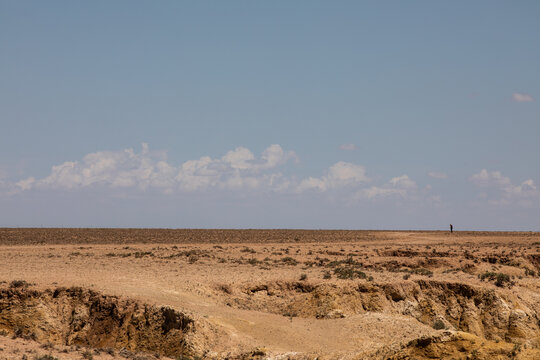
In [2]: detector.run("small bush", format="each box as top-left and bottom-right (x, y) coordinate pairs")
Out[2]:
(433, 319), (446, 330)
(334, 267), (367, 280)
(524, 268), (537, 277)
(9, 280), (29, 288)
(280, 257), (298, 266)
(134, 251), (153, 258)
(411, 268), (433, 277)
(82, 350), (94, 359)
(495, 273), (511, 287)
(299, 273), (307, 281)
(478, 271), (512, 287)
(323, 271), (332, 279)
(34, 355), (59, 360)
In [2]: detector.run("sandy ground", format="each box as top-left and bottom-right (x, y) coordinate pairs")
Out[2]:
(1, 229), (539, 358)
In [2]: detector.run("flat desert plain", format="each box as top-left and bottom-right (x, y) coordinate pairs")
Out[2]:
(1, 229), (540, 359)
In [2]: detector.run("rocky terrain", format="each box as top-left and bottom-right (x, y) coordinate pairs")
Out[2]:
(0, 229), (539, 359)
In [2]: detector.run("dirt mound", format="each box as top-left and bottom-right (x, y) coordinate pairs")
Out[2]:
(0, 286), (203, 358)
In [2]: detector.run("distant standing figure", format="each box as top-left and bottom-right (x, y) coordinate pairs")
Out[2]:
(450, 224), (453, 233)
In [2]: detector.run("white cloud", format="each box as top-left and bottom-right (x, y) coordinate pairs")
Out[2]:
(297, 161), (369, 192)
(259, 144), (298, 169)
(175, 144), (296, 191)
(428, 172), (448, 179)
(15, 177), (36, 191)
(357, 175), (417, 200)
(5, 144), (437, 207)
(389, 175), (416, 189)
(297, 177), (328, 192)
(470, 169), (511, 188)
(15, 144), (297, 194)
(360, 187), (406, 199)
(512, 93), (534, 102)
(328, 162), (369, 183)
(470, 169), (538, 203)
(340, 143), (357, 151)
(222, 147), (255, 170)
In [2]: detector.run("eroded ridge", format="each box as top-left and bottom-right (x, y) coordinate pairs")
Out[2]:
(0, 286), (197, 358)
(229, 279), (540, 345)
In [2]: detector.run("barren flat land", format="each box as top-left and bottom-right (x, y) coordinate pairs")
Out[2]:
(1, 229), (540, 359)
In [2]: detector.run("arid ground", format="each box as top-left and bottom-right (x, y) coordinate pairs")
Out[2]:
(1, 229), (540, 359)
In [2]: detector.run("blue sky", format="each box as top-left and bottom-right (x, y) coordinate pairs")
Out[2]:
(1, 1), (539, 229)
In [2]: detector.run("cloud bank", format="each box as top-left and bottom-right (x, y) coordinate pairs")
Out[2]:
(357, 175), (417, 200)
(14, 144), (299, 194)
(7, 144), (539, 217)
(9, 143), (427, 203)
(3, 145), (540, 229)
(470, 169), (538, 204)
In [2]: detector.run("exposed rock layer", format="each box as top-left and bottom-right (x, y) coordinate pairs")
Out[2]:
(233, 279), (540, 346)
(0, 286), (197, 357)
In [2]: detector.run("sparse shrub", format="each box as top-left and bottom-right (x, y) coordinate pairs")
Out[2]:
(81, 350), (93, 359)
(495, 273), (511, 287)
(368, 276), (374, 281)
(410, 268), (433, 277)
(403, 273), (411, 280)
(507, 260), (521, 267)
(511, 343), (521, 357)
(247, 258), (260, 265)
(334, 267), (367, 280)
(241, 247), (256, 254)
(478, 271), (512, 287)
(299, 273), (307, 281)
(479, 271), (497, 281)
(323, 271), (332, 279)
(34, 355), (59, 360)
(218, 284), (232, 294)
(433, 319), (446, 330)
(134, 251), (153, 258)
(280, 257), (298, 265)
(524, 268), (537, 277)
(9, 280), (29, 288)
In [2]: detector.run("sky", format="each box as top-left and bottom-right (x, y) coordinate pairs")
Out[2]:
(1, 1), (539, 230)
